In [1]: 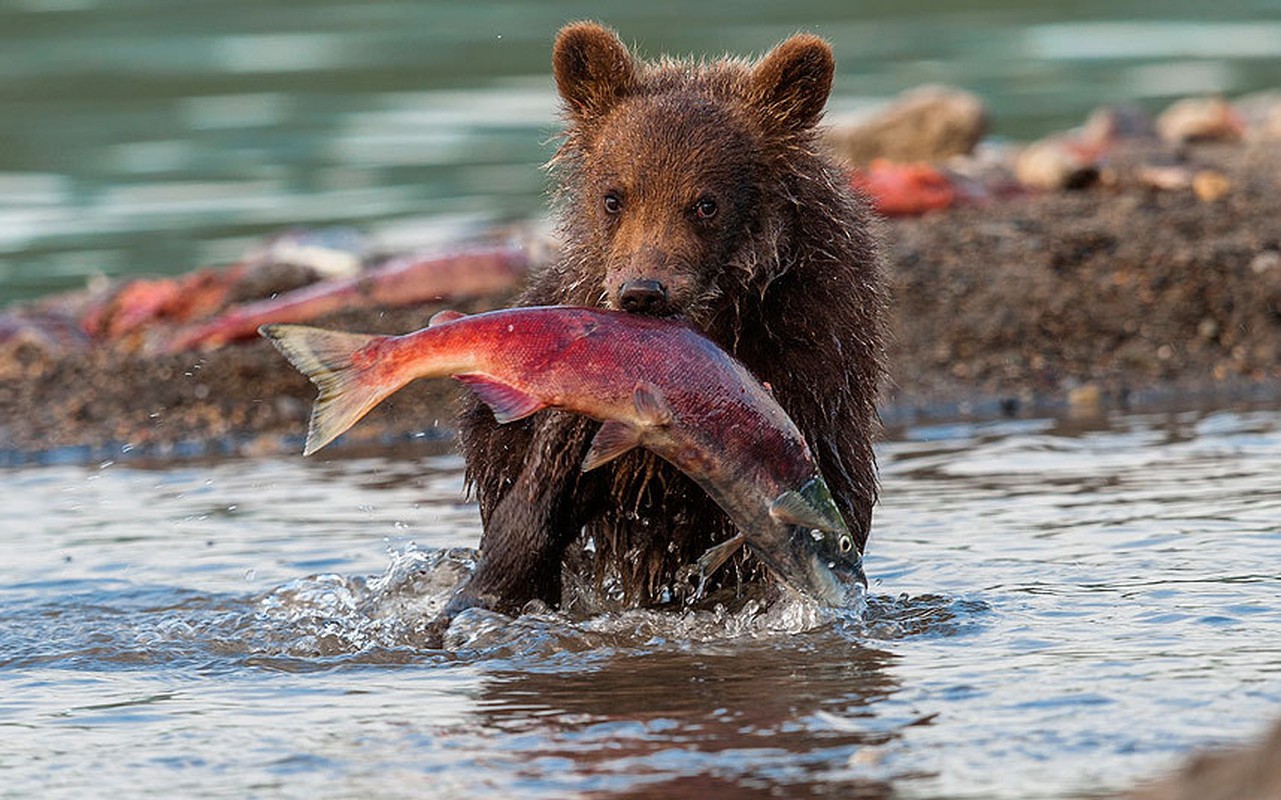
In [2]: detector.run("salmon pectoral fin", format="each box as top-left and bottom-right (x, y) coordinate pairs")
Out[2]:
(455, 374), (546, 423)
(768, 489), (836, 532)
(695, 532), (747, 584)
(581, 421), (641, 472)
(632, 382), (673, 426)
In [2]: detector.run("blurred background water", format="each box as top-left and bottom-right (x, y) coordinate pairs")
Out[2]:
(2, 0), (1281, 304)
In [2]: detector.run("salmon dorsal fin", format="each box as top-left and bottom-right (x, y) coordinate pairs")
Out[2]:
(768, 488), (837, 531)
(581, 421), (640, 472)
(428, 309), (467, 327)
(632, 382), (673, 426)
(455, 374), (546, 423)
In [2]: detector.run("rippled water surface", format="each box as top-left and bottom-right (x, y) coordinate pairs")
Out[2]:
(4, 0), (1281, 302)
(3, 407), (1280, 798)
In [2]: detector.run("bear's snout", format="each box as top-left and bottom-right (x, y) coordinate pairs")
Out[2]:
(618, 278), (670, 315)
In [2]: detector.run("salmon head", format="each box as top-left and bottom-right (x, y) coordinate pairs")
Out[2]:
(764, 476), (866, 605)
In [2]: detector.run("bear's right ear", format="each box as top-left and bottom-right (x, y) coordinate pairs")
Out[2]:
(553, 22), (635, 120)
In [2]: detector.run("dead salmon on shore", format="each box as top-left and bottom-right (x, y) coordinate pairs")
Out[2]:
(259, 306), (865, 606)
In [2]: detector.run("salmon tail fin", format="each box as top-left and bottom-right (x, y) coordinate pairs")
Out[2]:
(259, 324), (402, 456)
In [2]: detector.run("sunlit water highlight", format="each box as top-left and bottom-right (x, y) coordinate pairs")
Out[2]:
(2, 407), (1280, 798)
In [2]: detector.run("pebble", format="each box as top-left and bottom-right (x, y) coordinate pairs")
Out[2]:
(1192, 170), (1232, 202)
(1137, 164), (1193, 192)
(1234, 90), (1281, 141)
(1156, 96), (1245, 143)
(1250, 251), (1281, 274)
(1136, 165), (1232, 201)
(1015, 137), (1099, 190)
(1197, 318), (1219, 340)
(826, 85), (987, 166)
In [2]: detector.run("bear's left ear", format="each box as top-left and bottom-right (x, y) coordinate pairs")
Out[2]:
(553, 22), (636, 120)
(750, 34), (834, 132)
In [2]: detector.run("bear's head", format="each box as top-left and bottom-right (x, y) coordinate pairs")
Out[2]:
(551, 23), (836, 323)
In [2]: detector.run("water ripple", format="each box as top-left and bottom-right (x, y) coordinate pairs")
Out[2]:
(3, 407), (1281, 798)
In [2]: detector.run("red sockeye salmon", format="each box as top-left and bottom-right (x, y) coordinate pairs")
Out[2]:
(260, 306), (865, 605)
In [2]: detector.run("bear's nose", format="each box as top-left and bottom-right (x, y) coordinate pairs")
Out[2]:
(618, 279), (669, 314)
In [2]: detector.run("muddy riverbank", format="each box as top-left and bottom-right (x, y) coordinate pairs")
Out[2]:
(885, 140), (1281, 419)
(2, 139), (1280, 464)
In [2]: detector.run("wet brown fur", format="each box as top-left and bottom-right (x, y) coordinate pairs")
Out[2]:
(453, 22), (887, 614)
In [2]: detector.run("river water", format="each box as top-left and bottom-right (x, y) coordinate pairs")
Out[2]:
(4, 0), (1281, 303)
(3, 406), (1279, 798)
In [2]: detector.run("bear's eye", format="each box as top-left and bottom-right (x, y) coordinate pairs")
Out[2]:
(603, 193), (624, 215)
(694, 197), (718, 220)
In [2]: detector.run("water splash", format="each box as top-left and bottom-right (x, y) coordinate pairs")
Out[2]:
(244, 546), (897, 660)
(252, 545), (475, 655)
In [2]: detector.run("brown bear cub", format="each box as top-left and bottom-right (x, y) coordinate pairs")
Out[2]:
(450, 22), (886, 617)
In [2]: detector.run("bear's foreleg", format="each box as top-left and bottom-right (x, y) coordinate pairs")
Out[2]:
(447, 407), (606, 616)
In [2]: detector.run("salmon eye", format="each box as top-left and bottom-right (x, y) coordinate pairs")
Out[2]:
(838, 535), (854, 554)
(694, 197), (717, 219)
(603, 193), (624, 215)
